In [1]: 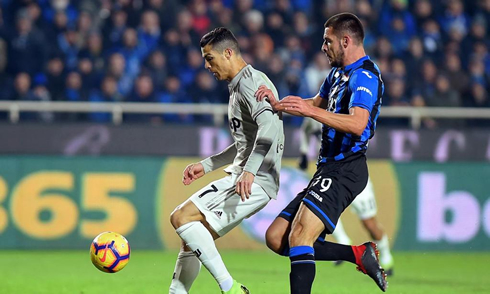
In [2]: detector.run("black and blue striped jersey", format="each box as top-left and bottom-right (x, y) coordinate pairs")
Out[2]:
(317, 55), (383, 163)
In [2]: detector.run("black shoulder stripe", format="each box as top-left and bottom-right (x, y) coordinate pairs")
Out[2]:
(253, 108), (274, 121)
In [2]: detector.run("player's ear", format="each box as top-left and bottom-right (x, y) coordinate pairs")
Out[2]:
(342, 35), (349, 49)
(224, 48), (233, 59)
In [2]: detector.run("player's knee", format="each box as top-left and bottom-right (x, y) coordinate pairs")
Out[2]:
(265, 227), (284, 254)
(170, 206), (187, 229)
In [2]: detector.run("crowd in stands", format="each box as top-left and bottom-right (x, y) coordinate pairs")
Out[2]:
(0, 0), (489, 126)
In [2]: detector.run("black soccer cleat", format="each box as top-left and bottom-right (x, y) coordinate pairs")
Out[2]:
(355, 242), (388, 292)
(298, 153), (308, 170)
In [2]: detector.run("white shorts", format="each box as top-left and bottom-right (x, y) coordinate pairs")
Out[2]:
(350, 178), (377, 220)
(189, 174), (271, 236)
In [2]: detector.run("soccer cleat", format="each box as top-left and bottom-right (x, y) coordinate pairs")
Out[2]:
(298, 153), (308, 171)
(221, 280), (250, 294)
(353, 242), (387, 292)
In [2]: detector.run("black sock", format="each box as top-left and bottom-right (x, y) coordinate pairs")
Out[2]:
(313, 240), (356, 264)
(289, 246), (315, 294)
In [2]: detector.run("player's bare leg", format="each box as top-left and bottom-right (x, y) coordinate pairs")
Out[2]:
(265, 217), (291, 255)
(170, 201), (236, 293)
(288, 204), (325, 294)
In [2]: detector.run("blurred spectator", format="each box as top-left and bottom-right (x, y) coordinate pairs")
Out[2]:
(414, 58), (438, 101)
(476, 0), (490, 26)
(402, 37), (425, 85)
(57, 26), (81, 71)
(293, 11), (314, 56)
(385, 77), (410, 106)
(10, 72), (32, 100)
(379, 0), (416, 38)
(265, 12), (287, 49)
(264, 53), (287, 97)
(188, 70), (219, 104)
(188, 0), (211, 37)
(425, 73), (461, 107)
(461, 16), (488, 66)
(242, 9), (264, 36)
(468, 56), (490, 87)
(251, 33), (274, 72)
(82, 32), (105, 72)
(78, 54), (100, 91)
(143, 0), (178, 33)
(138, 10), (160, 58)
(413, 0), (435, 31)
(156, 75), (194, 124)
(46, 55), (65, 101)
(27, 73), (54, 122)
(438, 0), (470, 37)
(161, 28), (185, 73)
(130, 74), (155, 102)
(144, 50), (167, 91)
(107, 52), (134, 96)
(175, 9), (199, 48)
(420, 19), (444, 58)
(6, 9), (47, 75)
(88, 75), (123, 122)
(384, 15), (414, 56)
(64, 71), (84, 102)
(102, 9), (127, 48)
(304, 52), (330, 96)
(444, 52), (470, 94)
(179, 48), (204, 87)
(464, 82), (490, 107)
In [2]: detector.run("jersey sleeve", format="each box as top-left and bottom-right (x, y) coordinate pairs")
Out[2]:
(348, 69), (379, 113)
(318, 69), (336, 99)
(238, 77), (276, 121)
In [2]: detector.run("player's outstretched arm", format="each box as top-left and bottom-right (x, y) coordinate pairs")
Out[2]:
(182, 162), (205, 185)
(255, 85), (322, 116)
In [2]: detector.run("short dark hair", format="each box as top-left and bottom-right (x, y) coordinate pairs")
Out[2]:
(324, 13), (365, 45)
(200, 27), (240, 54)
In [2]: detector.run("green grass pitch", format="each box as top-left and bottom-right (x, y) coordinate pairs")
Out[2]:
(1, 250), (488, 293)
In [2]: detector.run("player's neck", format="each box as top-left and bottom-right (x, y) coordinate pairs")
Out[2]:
(342, 48), (366, 68)
(227, 58), (248, 82)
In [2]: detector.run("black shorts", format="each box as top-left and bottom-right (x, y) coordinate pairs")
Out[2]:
(279, 154), (368, 237)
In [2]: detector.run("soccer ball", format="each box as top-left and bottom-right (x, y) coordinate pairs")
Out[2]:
(90, 232), (130, 273)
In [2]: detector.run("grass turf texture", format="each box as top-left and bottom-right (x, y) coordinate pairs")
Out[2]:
(0, 250), (488, 294)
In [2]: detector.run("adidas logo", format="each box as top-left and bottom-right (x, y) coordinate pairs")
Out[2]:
(214, 211), (223, 219)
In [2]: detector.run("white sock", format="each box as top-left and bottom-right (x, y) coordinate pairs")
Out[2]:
(332, 219), (352, 245)
(375, 234), (394, 267)
(176, 221), (234, 291)
(169, 250), (201, 294)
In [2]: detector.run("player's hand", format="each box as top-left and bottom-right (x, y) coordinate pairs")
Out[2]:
(182, 163), (205, 185)
(275, 95), (313, 117)
(235, 171), (255, 202)
(255, 85), (279, 110)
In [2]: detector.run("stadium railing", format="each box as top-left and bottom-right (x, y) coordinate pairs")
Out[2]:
(0, 101), (489, 128)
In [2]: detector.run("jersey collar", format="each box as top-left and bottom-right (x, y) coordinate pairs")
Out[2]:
(228, 64), (251, 90)
(344, 55), (370, 72)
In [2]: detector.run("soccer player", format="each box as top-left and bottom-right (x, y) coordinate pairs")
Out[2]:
(169, 27), (284, 294)
(298, 119), (395, 276)
(255, 12), (387, 293)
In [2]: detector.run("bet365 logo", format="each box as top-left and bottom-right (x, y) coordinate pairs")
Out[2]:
(417, 172), (490, 243)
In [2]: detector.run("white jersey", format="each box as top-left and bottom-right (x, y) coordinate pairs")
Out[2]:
(201, 64), (284, 199)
